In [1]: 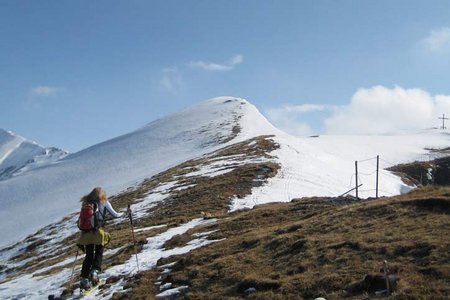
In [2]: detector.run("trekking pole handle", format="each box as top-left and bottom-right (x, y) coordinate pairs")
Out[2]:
(128, 204), (136, 241)
(127, 203), (140, 272)
(127, 204), (133, 224)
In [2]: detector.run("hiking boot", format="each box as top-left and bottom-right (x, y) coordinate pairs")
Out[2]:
(80, 277), (91, 290)
(89, 270), (99, 286)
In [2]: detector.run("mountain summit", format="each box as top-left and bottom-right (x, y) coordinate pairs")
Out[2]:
(0, 97), (279, 248)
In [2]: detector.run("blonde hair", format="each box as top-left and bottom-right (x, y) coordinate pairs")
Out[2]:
(81, 187), (107, 204)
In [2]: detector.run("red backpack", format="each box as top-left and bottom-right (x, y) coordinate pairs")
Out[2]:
(77, 202), (99, 232)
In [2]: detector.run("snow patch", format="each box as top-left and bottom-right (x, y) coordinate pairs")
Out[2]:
(156, 285), (189, 298)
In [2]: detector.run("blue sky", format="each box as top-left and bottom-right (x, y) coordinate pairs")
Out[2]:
(1, 1), (450, 152)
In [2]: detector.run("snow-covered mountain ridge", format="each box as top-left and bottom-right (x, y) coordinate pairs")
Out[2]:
(1, 97), (450, 299)
(1, 97), (449, 250)
(0, 97), (278, 249)
(0, 129), (68, 180)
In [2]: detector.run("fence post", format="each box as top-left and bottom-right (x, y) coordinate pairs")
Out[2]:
(376, 155), (379, 198)
(355, 160), (359, 199)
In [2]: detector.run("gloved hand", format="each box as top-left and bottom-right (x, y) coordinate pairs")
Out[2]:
(122, 205), (132, 218)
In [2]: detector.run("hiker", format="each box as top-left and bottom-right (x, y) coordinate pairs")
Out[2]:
(76, 187), (129, 290)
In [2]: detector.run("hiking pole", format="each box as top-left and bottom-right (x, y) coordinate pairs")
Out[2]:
(69, 247), (80, 287)
(127, 204), (140, 272)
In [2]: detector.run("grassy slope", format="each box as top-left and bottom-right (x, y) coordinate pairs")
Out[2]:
(126, 187), (450, 300)
(3, 137), (449, 300)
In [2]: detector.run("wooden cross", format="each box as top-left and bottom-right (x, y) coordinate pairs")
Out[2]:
(439, 114), (449, 129)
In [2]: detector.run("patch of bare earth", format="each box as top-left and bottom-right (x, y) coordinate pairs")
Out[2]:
(388, 155), (450, 186)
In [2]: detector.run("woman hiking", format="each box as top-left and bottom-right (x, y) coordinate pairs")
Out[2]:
(77, 187), (128, 290)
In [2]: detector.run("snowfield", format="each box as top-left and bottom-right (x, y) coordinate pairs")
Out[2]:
(0, 97), (449, 299)
(231, 130), (450, 211)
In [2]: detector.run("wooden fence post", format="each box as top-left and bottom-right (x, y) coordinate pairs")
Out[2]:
(355, 160), (359, 200)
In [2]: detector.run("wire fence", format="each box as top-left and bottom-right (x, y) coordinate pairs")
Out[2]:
(342, 155), (395, 198)
(341, 148), (445, 198)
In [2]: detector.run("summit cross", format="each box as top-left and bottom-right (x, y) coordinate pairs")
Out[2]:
(439, 114), (449, 129)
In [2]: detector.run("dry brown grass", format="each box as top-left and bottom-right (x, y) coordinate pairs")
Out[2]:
(128, 187), (450, 299)
(389, 156), (450, 186)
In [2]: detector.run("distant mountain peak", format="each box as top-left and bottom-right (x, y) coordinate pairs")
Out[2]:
(0, 128), (68, 180)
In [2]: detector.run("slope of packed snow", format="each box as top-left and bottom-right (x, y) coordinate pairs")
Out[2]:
(0, 129), (68, 180)
(231, 130), (450, 210)
(0, 97), (272, 248)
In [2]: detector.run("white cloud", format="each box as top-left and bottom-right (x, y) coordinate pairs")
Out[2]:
(30, 86), (61, 97)
(422, 27), (450, 52)
(266, 103), (331, 136)
(266, 87), (450, 136)
(325, 85), (450, 134)
(158, 68), (184, 94)
(188, 61), (232, 72)
(269, 104), (327, 114)
(24, 86), (64, 110)
(230, 54), (243, 65)
(275, 117), (316, 136)
(188, 54), (244, 72)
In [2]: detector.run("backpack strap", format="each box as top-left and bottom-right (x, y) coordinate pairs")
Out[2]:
(96, 204), (108, 228)
(91, 201), (99, 231)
